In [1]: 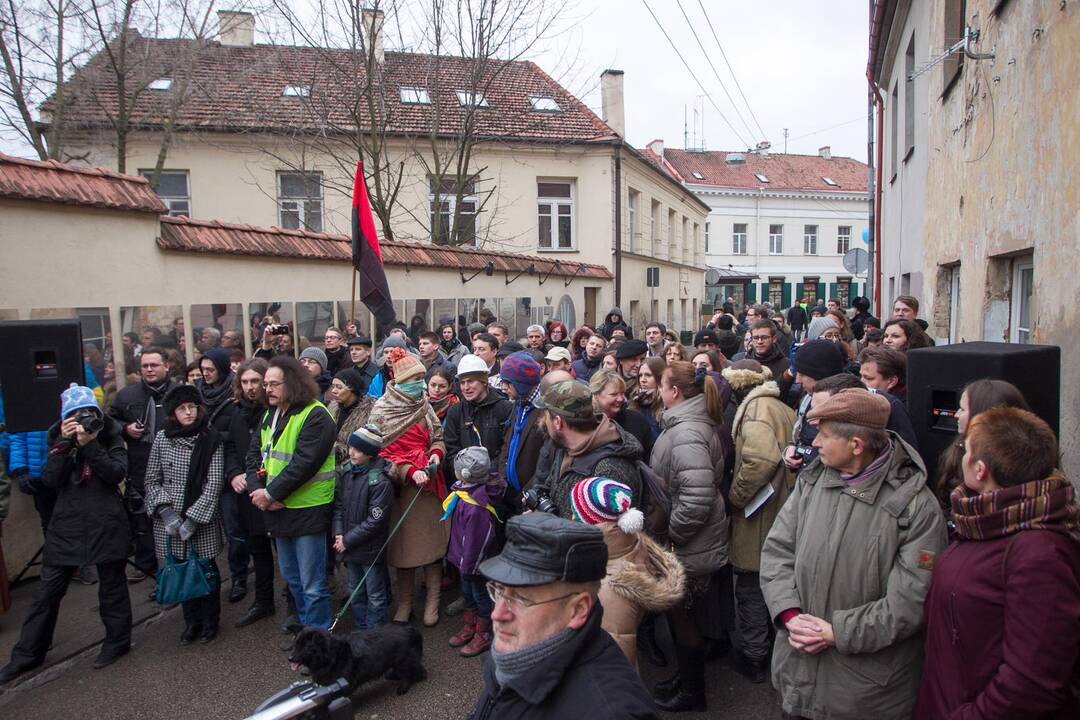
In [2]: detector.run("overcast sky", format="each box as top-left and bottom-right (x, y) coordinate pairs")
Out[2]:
(544, 0), (871, 159)
(1, 0), (870, 161)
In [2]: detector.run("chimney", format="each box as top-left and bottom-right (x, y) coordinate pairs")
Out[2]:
(600, 69), (625, 138)
(217, 11), (255, 47)
(647, 138), (664, 160)
(818, 145), (832, 160)
(362, 9), (385, 64)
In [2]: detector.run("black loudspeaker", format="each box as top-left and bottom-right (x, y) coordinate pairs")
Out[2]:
(0, 320), (86, 433)
(907, 341), (1060, 486)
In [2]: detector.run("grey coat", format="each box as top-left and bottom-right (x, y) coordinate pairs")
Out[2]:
(649, 394), (728, 577)
(760, 435), (947, 720)
(144, 430), (225, 563)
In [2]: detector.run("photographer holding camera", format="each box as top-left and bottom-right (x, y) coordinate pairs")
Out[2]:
(781, 341), (846, 473)
(0, 384), (132, 684)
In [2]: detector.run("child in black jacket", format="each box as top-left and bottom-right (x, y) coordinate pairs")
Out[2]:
(332, 425), (393, 629)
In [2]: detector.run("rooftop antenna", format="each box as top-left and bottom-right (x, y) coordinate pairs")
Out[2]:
(783, 128), (789, 154)
(699, 94), (706, 151)
(683, 105), (689, 150)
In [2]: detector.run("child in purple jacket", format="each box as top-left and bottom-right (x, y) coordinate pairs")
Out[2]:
(441, 446), (503, 658)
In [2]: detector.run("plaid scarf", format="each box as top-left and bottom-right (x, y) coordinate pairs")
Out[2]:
(951, 472), (1080, 544)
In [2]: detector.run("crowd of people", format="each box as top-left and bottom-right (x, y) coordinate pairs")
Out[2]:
(0, 297), (1076, 720)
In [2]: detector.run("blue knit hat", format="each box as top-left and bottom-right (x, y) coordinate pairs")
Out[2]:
(499, 351), (543, 399)
(60, 382), (98, 419)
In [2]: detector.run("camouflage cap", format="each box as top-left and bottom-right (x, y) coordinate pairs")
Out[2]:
(533, 379), (596, 422)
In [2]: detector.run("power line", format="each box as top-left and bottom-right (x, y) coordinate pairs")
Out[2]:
(695, 0), (768, 143)
(787, 116), (864, 143)
(638, 0), (752, 150)
(672, 0), (758, 144)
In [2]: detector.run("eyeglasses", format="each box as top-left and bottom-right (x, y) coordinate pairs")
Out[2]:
(486, 581), (579, 613)
(262, 381), (284, 389)
(751, 335), (773, 342)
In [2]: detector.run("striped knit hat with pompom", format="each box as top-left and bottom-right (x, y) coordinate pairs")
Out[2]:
(570, 477), (644, 535)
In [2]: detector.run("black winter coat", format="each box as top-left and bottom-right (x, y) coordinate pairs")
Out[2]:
(352, 359), (379, 396)
(612, 407), (655, 464)
(225, 398), (268, 535)
(442, 390), (514, 471)
(107, 378), (178, 485)
(468, 604), (658, 720)
(331, 458), (393, 565)
(40, 418), (131, 567)
(244, 402), (336, 538)
(536, 423), (643, 520)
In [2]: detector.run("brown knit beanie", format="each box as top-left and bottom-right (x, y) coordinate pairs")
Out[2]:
(806, 388), (891, 429)
(387, 347), (425, 383)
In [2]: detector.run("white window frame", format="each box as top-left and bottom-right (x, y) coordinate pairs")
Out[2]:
(1010, 258), (1034, 343)
(704, 221), (711, 253)
(627, 189), (638, 253)
(732, 223), (747, 255)
(141, 169), (191, 217)
(769, 224), (784, 255)
(148, 77), (172, 91)
(537, 180), (575, 251)
(429, 176), (478, 247)
(837, 225), (851, 254)
(528, 96), (560, 112)
(282, 84), (311, 98)
(803, 224), (818, 255)
(277, 171), (323, 232)
(400, 86), (431, 105)
(456, 90), (489, 108)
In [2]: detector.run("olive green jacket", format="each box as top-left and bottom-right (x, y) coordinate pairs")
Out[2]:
(760, 435), (947, 720)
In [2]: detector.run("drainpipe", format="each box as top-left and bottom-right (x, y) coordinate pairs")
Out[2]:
(614, 144), (623, 308)
(867, 69), (885, 318)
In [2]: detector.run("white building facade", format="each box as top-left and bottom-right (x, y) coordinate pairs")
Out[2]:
(649, 143), (871, 311)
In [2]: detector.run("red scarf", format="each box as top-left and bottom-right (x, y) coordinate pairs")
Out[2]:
(951, 472), (1080, 544)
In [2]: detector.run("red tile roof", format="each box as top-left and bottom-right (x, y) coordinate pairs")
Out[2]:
(658, 148), (869, 194)
(51, 35), (619, 144)
(158, 215), (614, 280)
(0, 153), (167, 214)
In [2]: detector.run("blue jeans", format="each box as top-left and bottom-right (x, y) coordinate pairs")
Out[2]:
(461, 573), (493, 619)
(345, 561), (389, 630)
(275, 534), (331, 630)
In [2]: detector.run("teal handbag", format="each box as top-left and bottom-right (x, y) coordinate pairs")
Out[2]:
(155, 538), (216, 605)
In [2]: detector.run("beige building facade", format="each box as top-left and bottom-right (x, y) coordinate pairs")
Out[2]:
(870, 0), (1079, 474)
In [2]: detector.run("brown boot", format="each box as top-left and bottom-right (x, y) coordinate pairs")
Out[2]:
(460, 616), (492, 657)
(423, 563), (442, 627)
(448, 609), (477, 648)
(393, 567), (414, 624)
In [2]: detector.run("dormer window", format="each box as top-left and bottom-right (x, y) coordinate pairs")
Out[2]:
(691, 172), (704, 180)
(822, 176), (838, 186)
(529, 96), (560, 112)
(148, 78), (172, 91)
(282, 84), (310, 98)
(400, 87), (431, 105)
(755, 173), (769, 184)
(456, 90), (489, 108)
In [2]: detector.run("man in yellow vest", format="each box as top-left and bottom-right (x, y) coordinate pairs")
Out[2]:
(245, 356), (336, 630)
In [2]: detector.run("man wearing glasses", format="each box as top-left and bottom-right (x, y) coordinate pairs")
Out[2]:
(468, 513), (657, 719)
(107, 347), (178, 584)
(746, 320), (791, 395)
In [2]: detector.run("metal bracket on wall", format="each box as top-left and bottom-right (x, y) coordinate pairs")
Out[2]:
(909, 26), (995, 81)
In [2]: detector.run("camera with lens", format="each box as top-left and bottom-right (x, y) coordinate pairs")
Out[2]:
(269, 324), (290, 336)
(521, 487), (556, 514)
(793, 445), (817, 461)
(74, 409), (104, 434)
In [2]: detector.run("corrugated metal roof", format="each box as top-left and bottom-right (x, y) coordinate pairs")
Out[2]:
(158, 215), (614, 280)
(0, 153), (167, 214)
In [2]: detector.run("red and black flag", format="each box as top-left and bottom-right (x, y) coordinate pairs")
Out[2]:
(351, 161), (396, 329)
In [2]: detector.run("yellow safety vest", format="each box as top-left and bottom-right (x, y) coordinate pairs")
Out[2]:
(260, 402), (335, 509)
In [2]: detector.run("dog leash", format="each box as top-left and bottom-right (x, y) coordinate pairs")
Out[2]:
(329, 485), (425, 633)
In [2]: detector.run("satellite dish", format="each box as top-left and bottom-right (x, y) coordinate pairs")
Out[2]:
(705, 268), (722, 286)
(843, 248), (870, 275)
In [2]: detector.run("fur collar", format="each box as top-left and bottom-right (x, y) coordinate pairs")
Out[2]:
(722, 366), (774, 393)
(605, 532), (686, 613)
(731, 381), (781, 439)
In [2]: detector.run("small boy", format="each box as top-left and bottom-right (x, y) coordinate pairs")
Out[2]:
(442, 446), (503, 657)
(332, 424), (393, 629)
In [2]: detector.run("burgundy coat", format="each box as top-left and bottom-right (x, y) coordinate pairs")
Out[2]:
(915, 530), (1080, 720)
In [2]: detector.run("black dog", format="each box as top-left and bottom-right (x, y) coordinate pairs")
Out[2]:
(288, 625), (426, 696)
